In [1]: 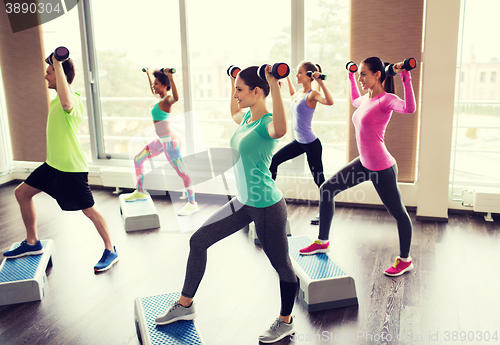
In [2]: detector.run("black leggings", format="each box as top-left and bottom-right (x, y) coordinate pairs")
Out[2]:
(182, 197), (297, 316)
(319, 157), (412, 258)
(270, 138), (325, 188)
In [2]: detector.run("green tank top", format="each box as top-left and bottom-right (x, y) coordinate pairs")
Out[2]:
(229, 111), (283, 208)
(151, 101), (170, 121)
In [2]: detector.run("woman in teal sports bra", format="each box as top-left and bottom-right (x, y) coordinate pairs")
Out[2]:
(125, 68), (198, 216)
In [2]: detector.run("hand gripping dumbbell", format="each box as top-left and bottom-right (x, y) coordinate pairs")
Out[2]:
(227, 65), (241, 79)
(385, 58), (417, 76)
(306, 71), (327, 80)
(48, 46), (70, 64)
(346, 61), (358, 73)
(257, 63), (290, 80)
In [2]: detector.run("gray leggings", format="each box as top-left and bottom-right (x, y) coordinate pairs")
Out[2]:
(182, 197), (297, 316)
(319, 157), (412, 258)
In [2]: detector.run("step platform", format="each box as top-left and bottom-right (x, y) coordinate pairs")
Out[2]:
(248, 219), (291, 245)
(0, 239), (54, 306)
(119, 193), (160, 232)
(287, 236), (358, 312)
(134, 292), (205, 345)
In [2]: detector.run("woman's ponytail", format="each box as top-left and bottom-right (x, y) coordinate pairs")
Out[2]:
(383, 62), (395, 94)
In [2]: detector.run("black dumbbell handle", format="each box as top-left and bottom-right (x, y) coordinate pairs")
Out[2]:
(160, 68), (176, 74)
(386, 58), (418, 76)
(141, 68), (176, 73)
(306, 71), (327, 80)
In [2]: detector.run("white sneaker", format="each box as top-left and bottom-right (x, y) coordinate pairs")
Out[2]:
(177, 202), (199, 216)
(124, 190), (149, 202)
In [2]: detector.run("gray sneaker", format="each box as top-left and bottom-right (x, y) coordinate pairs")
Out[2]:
(154, 300), (197, 325)
(259, 317), (294, 343)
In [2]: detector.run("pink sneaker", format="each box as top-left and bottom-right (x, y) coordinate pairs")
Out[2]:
(299, 240), (329, 255)
(384, 257), (414, 276)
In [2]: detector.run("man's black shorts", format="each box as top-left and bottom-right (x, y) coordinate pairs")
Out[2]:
(24, 163), (95, 211)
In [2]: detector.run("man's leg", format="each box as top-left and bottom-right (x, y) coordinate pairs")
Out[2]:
(14, 182), (42, 245)
(81, 206), (113, 251)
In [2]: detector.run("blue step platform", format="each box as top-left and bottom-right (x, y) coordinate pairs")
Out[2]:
(287, 236), (358, 312)
(0, 239), (54, 306)
(134, 292), (205, 345)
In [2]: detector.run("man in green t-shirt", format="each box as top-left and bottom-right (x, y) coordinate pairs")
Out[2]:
(2, 49), (118, 273)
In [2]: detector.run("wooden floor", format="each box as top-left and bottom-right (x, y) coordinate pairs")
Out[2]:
(1, 181), (500, 345)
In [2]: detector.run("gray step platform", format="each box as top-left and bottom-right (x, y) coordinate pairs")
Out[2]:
(287, 236), (358, 312)
(119, 193), (160, 232)
(0, 239), (54, 306)
(134, 292), (205, 345)
(248, 219), (291, 245)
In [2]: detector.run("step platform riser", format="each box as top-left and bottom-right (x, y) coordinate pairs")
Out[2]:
(134, 292), (204, 345)
(119, 194), (160, 232)
(0, 240), (54, 306)
(288, 236), (358, 312)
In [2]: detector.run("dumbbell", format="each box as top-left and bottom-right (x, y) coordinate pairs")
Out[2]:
(306, 71), (327, 80)
(48, 46), (70, 64)
(160, 67), (176, 74)
(346, 61), (358, 73)
(385, 58), (417, 76)
(257, 63), (290, 80)
(227, 65), (241, 79)
(142, 67), (176, 74)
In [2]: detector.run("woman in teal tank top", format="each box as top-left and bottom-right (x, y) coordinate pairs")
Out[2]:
(154, 66), (298, 343)
(125, 68), (198, 216)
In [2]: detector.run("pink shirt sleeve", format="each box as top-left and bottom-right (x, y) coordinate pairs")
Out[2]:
(380, 70), (416, 114)
(349, 72), (363, 108)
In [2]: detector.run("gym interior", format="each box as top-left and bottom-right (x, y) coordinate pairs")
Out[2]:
(0, 0), (499, 344)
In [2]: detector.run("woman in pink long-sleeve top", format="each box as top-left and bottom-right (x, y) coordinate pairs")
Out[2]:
(299, 56), (416, 277)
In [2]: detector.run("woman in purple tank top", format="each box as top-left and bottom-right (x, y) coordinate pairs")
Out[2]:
(269, 61), (334, 222)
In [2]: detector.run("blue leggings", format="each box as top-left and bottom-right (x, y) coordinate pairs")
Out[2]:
(319, 157), (412, 258)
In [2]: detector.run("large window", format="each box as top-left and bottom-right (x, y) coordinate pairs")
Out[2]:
(452, 0), (500, 187)
(76, 0), (353, 179)
(90, 0), (183, 159)
(41, 6), (90, 162)
(186, 0), (292, 154)
(305, 0), (349, 175)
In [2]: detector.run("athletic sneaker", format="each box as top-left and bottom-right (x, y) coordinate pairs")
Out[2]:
(177, 202), (199, 216)
(155, 300), (197, 325)
(94, 247), (119, 272)
(124, 190), (149, 202)
(299, 240), (329, 255)
(310, 212), (320, 225)
(3, 240), (44, 259)
(259, 317), (294, 343)
(384, 256), (414, 276)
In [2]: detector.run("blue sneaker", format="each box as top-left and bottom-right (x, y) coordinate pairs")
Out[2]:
(3, 240), (44, 259)
(94, 247), (119, 272)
